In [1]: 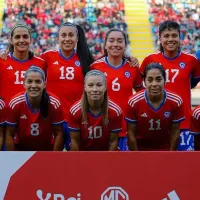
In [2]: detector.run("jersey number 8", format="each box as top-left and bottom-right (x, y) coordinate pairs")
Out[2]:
(30, 123), (39, 136)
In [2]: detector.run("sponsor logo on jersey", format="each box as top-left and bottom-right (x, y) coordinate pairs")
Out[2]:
(75, 61), (80, 66)
(164, 111), (170, 118)
(36, 189), (81, 200)
(7, 66), (13, 70)
(141, 113), (147, 117)
(20, 115), (27, 119)
(124, 71), (131, 78)
(101, 186), (129, 200)
(179, 62), (186, 69)
(53, 61), (59, 65)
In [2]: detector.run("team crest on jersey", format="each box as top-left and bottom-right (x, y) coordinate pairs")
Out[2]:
(164, 111), (171, 118)
(75, 61), (80, 66)
(179, 62), (186, 69)
(124, 71), (131, 78)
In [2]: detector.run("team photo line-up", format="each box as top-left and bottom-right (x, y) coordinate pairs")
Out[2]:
(0, 19), (200, 151)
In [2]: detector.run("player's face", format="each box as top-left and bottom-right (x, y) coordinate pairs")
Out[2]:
(159, 28), (180, 54)
(85, 75), (106, 102)
(11, 27), (32, 53)
(105, 31), (126, 57)
(24, 72), (46, 99)
(58, 26), (78, 53)
(145, 69), (165, 97)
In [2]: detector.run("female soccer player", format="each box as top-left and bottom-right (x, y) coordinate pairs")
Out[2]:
(0, 99), (5, 150)
(69, 70), (122, 151)
(0, 24), (46, 104)
(140, 20), (200, 150)
(125, 63), (185, 151)
(6, 66), (64, 151)
(90, 28), (143, 151)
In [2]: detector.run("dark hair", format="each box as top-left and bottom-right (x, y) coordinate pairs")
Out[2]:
(6, 24), (34, 59)
(59, 22), (94, 76)
(143, 62), (166, 82)
(158, 20), (180, 52)
(82, 70), (108, 126)
(25, 66), (50, 119)
(103, 28), (128, 56)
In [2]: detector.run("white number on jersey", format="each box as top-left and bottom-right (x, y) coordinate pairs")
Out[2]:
(59, 66), (74, 80)
(30, 123), (39, 136)
(165, 69), (179, 83)
(88, 126), (102, 139)
(149, 119), (161, 130)
(180, 131), (192, 146)
(14, 71), (26, 84)
(112, 77), (120, 91)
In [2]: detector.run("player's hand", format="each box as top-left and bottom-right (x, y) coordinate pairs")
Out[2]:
(0, 50), (8, 60)
(129, 56), (139, 67)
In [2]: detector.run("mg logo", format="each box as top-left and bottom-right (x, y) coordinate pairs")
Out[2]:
(101, 186), (129, 200)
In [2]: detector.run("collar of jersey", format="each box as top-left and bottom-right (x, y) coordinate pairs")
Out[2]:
(89, 108), (102, 118)
(25, 92), (40, 114)
(10, 52), (29, 62)
(144, 89), (166, 111)
(162, 51), (181, 60)
(59, 49), (75, 60)
(105, 56), (125, 69)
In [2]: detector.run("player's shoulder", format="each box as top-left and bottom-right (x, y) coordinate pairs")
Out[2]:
(48, 92), (62, 109)
(192, 105), (200, 120)
(90, 57), (105, 68)
(32, 55), (45, 62)
(9, 92), (26, 109)
(181, 51), (198, 62)
(128, 90), (145, 107)
(70, 99), (82, 116)
(144, 52), (161, 60)
(108, 99), (122, 116)
(42, 49), (58, 56)
(165, 90), (183, 106)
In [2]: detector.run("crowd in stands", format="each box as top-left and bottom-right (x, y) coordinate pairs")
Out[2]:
(147, 0), (200, 54)
(0, 0), (128, 58)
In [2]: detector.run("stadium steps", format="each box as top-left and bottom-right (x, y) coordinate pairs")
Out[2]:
(0, 0), (4, 34)
(124, 0), (154, 63)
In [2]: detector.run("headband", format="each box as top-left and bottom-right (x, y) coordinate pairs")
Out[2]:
(85, 70), (107, 83)
(25, 66), (45, 80)
(59, 22), (78, 34)
(11, 24), (30, 34)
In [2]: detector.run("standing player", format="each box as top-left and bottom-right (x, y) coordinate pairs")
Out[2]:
(0, 99), (5, 150)
(91, 28), (143, 151)
(69, 70), (122, 151)
(140, 20), (200, 150)
(0, 24), (46, 104)
(125, 63), (185, 151)
(6, 66), (64, 151)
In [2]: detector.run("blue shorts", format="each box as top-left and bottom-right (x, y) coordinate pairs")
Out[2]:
(118, 136), (129, 151)
(63, 122), (71, 151)
(178, 129), (194, 151)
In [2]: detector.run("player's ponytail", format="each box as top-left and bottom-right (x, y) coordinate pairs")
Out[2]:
(76, 24), (94, 76)
(40, 89), (50, 119)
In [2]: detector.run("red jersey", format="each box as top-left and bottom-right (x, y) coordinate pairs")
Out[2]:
(68, 99), (122, 151)
(0, 99), (5, 125)
(190, 106), (200, 135)
(0, 53), (46, 104)
(41, 50), (84, 122)
(6, 92), (64, 151)
(125, 90), (185, 150)
(140, 51), (200, 129)
(91, 57), (143, 137)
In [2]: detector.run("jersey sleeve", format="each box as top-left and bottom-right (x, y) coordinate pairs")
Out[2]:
(190, 107), (200, 134)
(132, 67), (143, 88)
(124, 97), (137, 124)
(52, 104), (64, 125)
(171, 100), (185, 124)
(6, 104), (18, 126)
(191, 58), (200, 79)
(109, 111), (122, 133)
(0, 101), (5, 126)
(140, 56), (150, 75)
(68, 111), (81, 132)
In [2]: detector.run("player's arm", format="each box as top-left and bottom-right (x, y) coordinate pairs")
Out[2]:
(5, 126), (16, 151)
(53, 124), (63, 151)
(127, 56), (139, 67)
(0, 126), (4, 150)
(109, 132), (118, 151)
(170, 123), (180, 151)
(70, 131), (81, 151)
(127, 122), (137, 151)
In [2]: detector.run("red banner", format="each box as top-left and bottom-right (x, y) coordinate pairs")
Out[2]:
(1, 152), (200, 199)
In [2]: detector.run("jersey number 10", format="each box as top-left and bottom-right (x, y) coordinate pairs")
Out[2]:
(88, 126), (102, 139)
